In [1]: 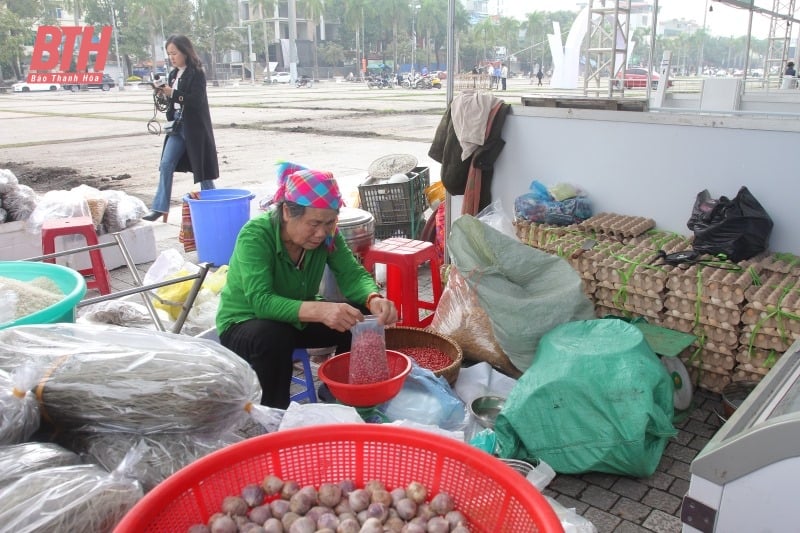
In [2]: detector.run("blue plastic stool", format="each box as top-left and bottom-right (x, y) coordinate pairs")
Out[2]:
(290, 349), (317, 403)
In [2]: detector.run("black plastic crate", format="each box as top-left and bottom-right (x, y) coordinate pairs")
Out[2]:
(358, 167), (430, 225)
(374, 214), (426, 241)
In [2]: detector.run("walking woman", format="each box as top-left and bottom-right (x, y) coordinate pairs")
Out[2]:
(143, 35), (219, 222)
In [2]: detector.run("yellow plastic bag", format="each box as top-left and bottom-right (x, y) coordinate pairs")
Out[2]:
(425, 181), (445, 207)
(152, 269), (196, 319)
(152, 265), (228, 319)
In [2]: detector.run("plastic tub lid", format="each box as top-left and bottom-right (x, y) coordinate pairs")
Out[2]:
(368, 154), (418, 179)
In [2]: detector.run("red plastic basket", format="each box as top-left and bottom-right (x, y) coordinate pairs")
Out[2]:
(317, 349), (412, 407)
(114, 424), (563, 533)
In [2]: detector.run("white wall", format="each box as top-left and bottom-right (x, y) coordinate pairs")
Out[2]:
(490, 107), (800, 255)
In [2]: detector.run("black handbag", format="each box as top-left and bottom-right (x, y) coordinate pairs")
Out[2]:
(687, 186), (773, 262)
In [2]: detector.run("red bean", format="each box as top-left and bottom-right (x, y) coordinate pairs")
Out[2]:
(398, 347), (452, 372)
(349, 330), (389, 384)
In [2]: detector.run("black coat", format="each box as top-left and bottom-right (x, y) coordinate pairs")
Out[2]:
(163, 65), (219, 183)
(428, 102), (511, 213)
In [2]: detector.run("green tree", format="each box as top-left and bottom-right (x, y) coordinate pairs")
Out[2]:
(194, 0), (236, 81)
(0, 5), (29, 79)
(523, 11), (546, 75)
(250, 0), (276, 79)
(472, 16), (495, 64)
(300, 0), (325, 79)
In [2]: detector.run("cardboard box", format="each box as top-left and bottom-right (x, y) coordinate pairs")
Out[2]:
(0, 221), (157, 270)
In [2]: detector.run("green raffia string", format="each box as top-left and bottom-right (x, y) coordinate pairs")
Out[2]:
(772, 252), (800, 270)
(764, 350), (779, 369)
(747, 266), (762, 287)
(748, 280), (800, 353)
(694, 266), (704, 329)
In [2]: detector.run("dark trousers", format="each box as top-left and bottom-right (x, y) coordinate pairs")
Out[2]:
(501, 77), (507, 90)
(220, 318), (353, 408)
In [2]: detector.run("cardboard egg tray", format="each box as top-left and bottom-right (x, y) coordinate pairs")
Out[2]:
(757, 253), (800, 275)
(732, 365), (769, 382)
(685, 364), (731, 394)
(663, 295), (742, 331)
(512, 220), (573, 249)
(681, 347), (736, 371)
(655, 315), (740, 348)
(595, 287), (663, 321)
(578, 213), (656, 239)
(736, 346), (782, 370)
(665, 264), (758, 308)
(739, 324), (798, 353)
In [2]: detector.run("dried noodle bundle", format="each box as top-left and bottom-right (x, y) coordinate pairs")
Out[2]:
(0, 168), (19, 195)
(0, 324), (262, 434)
(0, 366), (40, 444)
(63, 430), (242, 492)
(0, 442), (81, 490)
(0, 462), (142, 533)
(2, 183), (38, 222)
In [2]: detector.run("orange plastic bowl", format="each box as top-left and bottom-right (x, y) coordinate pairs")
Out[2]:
(317, 350), (412, 407)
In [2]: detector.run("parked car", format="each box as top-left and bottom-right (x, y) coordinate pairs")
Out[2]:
(614, 67), (671, 89)
(263, 71), (291, 84)
(12, 81), (60, 92)
(63, 74), (116, 92)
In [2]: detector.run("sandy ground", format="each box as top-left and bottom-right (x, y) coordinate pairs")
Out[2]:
(0, 80), (478, 208)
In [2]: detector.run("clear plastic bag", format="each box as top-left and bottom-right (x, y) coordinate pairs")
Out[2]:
(0, 442), (82, 491)
(0, 324), (262, 434)
(349, 316), (389, 384)
(0, 443), (145, 533)
(0, 365), (41, 444)
(25, 189), (90, 234)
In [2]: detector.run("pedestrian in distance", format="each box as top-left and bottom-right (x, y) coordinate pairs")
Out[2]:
(501, 63), (508, 90)
(537, 68), (544, 86)
(785, 61), (796, 77)
(143, 34), (219, 222)
(216, 162), (398, 408)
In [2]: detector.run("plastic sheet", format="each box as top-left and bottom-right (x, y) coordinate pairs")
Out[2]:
(0, 324), (262, 434)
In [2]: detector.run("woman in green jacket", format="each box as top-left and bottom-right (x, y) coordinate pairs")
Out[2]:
(216, 164), (397, 408)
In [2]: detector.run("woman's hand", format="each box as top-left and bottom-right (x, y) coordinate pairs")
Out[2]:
(158, 86), (173, 97)
(300, 301), (364, 332)
(368, 296), (398, 327)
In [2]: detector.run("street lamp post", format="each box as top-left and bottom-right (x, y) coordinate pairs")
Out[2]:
(697, 0), (710, 76)
(410, 2), (420, 77)
(109, 0), (124, 90)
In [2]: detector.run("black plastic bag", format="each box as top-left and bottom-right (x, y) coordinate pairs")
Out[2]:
(687, 186), (773, 262)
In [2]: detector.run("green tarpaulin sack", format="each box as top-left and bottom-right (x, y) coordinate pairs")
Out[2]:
(447, 215), (595, 373)
(494, 319), (677, 477)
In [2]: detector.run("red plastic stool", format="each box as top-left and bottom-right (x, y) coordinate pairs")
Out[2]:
(363, 238), (442, 327)
(41, 216), (111, 295)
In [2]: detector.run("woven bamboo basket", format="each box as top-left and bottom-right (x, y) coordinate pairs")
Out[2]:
(385, 326), (463, 385)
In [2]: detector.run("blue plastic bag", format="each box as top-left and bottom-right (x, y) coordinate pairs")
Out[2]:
(379, 363), (467, 431)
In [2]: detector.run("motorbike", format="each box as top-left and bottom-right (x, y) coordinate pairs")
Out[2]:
(296, 75), (313, 88)
(366, 75), (393, 89)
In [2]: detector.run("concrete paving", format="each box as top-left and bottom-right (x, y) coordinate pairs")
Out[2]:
(1, 78), (720, 532)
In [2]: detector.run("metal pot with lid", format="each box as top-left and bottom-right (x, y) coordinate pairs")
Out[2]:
(337, 206), (375, 259)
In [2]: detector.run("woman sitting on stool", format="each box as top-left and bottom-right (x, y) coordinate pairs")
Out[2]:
(216, 163), (398, 408)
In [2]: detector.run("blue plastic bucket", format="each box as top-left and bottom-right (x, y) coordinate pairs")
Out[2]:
(0, 261), (87, 330)
(185, 189), (254, 266)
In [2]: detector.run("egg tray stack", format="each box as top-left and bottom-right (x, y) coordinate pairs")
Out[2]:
(735, 255), (800, 383)
(513, 213), (800, 393)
